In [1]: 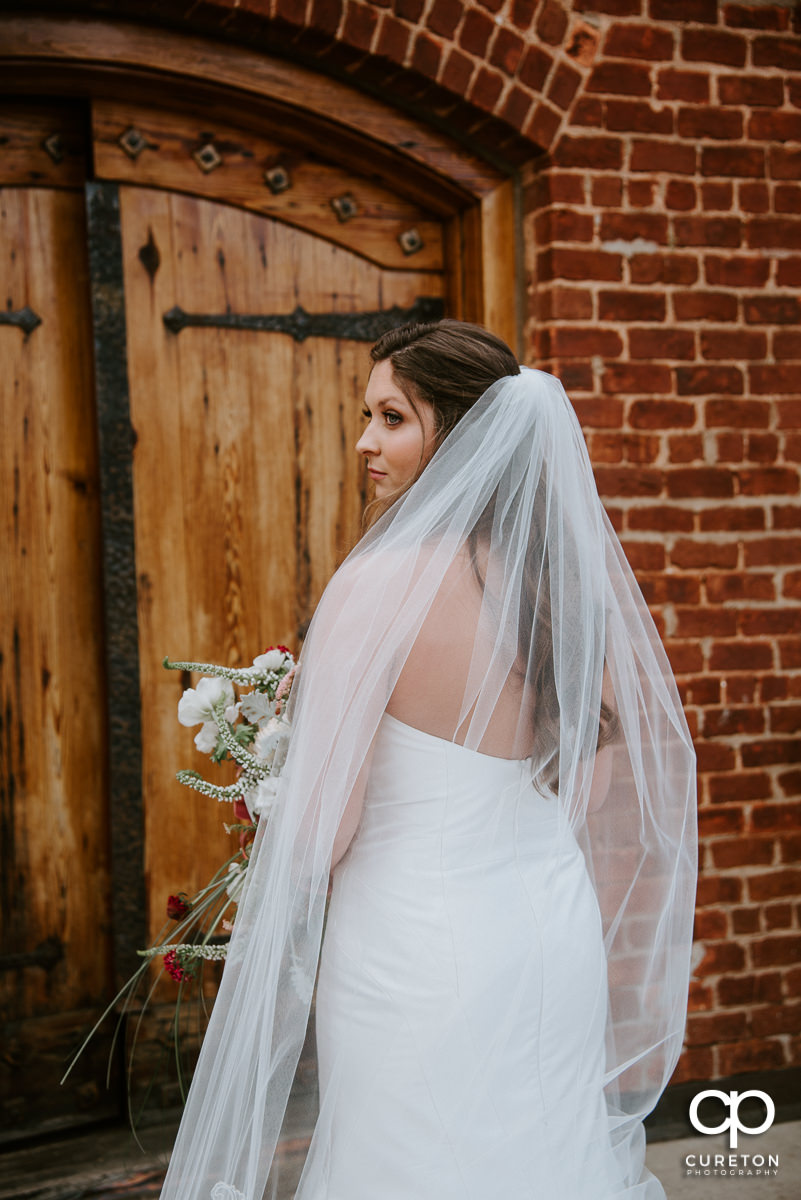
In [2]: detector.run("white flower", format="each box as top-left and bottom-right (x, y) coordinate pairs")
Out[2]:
(178, 677), (236, 727)
(252, 649), (286, 672)
(240, 691), (275, 723)
(248, 775), (280, 817)
(253, 717), (287, 763)
(194, 722), (219, 754)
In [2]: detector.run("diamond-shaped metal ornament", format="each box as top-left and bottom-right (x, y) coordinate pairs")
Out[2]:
(265, 165), (291, 194)
(42, 133), (65, 164)
(331, 192), (358, 223)
(193, 142), (222, 174)
(119, 127), (148, 160)
(398, 228), (424, 256)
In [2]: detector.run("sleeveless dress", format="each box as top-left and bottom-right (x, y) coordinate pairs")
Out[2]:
(297, 712), (642, 1199)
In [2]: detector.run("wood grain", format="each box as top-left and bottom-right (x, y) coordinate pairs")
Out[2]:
(93, 100), (444, 273)
(118, 186), (444, 938)
(0, 187), (114, 1133)
(0, 100), (87, 188)
(0, 16), (505, 200)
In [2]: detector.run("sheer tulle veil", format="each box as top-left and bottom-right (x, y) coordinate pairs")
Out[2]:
(158, 365), (697, 1199)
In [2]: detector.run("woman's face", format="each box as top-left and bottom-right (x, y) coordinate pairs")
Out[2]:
(356, 360), (437, 499)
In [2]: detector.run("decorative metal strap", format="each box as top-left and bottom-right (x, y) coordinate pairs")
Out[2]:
(0, 937), (63, 972)
(162, 296), (444, 343)
(0, 306), (42, 336)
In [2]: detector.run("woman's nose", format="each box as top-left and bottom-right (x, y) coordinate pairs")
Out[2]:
(355, 426), (375, 456)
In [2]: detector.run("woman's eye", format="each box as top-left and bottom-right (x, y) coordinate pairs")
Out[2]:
(384, 411), (402, 426)
(361, 407), (371, 420)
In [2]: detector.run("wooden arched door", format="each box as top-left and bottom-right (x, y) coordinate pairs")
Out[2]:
(0, 78), (509, 1141)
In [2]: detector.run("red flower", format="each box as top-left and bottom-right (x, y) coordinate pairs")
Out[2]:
(263, 644), (292, 656)
(163, 949), (187, 982)
(167, 893), (191, 920)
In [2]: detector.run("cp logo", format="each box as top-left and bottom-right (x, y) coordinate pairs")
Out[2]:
(689, 1089), (775, 1149)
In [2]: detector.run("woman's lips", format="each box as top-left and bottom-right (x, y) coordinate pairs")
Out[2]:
(368, 468), (386, 480)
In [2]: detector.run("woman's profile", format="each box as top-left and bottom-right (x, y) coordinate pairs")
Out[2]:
(159, 319), (697, 1199)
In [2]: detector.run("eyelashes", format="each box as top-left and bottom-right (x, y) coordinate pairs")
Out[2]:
(362, 407), (402, 426)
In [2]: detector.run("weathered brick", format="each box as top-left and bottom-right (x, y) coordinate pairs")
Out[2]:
(605, 100), (673, 134)
(701, 145), (765, 178)
(604, 21), (674, 59)
(743, 739), (801, 769)
(519, 43), (554, 90)
(600, 212), (668, 244)
(677, 366), (744, 395)
(709, 640), (773, 671)
(744, 536), (801, 567)
(535, 208), (594, 243)
(667, 472), (735, 502)
(694, 940), (747, 975)
(725, 4), (791, 31)
(705, 255), (769, 288)
(747, 218), (801, 251)
(657, 68), (709, 103)
(678, 107), (743, 140)
(571, 97), (604, 127)
(490, 26), (526, 74)
(676, 606), (736, 637)
(628, 179), (655, 207)
(426, 0), (463, 37)
(627, 402), (695, 433)
(739, 182), (770, 213)
(548, 327), (624, 357)
(704, 707), (766, 738)
(599, 290), (666, 322)
(666, 180), (696, 211)
(682, 27), (747, 68)
(753, 35), (801, 71)
(718, 1039), (785, 1075)
(375, 13), (411, 60)
(674, 291), (738, 322)
(631, 139), (696, 174)
(719, 74), (785, 107)
(627, 504), (694, 531)
(555, 135), (623, 169)
(702, 182), (734, 211)
(701, 330), (767, 360)
(778, 258), (801, 287)
(592, 467), (663, 496)
(469, 64), (504, 110)
(572, 397), (625, 428)
(586, 61), (652, 96)
(411, 30), (442, 76)
(744, 296), (801, 325)
(673, 217), (742, 248)
(776, 185), (801, 216)
(652, 0), (717, 21)
(696, 873), (740, 905)
(751, 365), (801, 394)
(536, 0), (569, 46)
(592, 176), (623, 206)
(752, 936), (801, 968)
(458, 7), (494, 54)
(631, 254), (698, 286)
(542, 247), (623, 281)
(770, 146), (801, 182)
(687, 1009), (749, 1046)
(629, 328), (695, 359)
(748, 430), (781, 460)
(774, 331), (801, 360)
(547, 62), (582, 111)
(602, 363), (672, 393)
(705, 401), (770, 431)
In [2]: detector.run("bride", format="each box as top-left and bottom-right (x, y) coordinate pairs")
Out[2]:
(159, 320), (697, 1199)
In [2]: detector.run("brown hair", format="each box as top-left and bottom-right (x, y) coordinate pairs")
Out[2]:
(366, 317), (617, 782)
(365, 318), (519, 525)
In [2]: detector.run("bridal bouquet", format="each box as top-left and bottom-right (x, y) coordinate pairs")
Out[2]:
(63, 646), (296, 1126)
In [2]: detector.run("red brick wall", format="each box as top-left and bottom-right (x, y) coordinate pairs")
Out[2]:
(20, 0), (801, 1083)
(521, 1), (801, 1084)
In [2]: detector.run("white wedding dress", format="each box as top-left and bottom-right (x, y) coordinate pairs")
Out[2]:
(297, 711), (641, 1199)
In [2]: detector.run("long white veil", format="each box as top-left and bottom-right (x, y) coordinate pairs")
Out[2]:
(159, 367), (697, 1199)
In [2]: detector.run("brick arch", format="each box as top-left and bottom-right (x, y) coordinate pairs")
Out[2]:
(11, 0), (600, 164)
